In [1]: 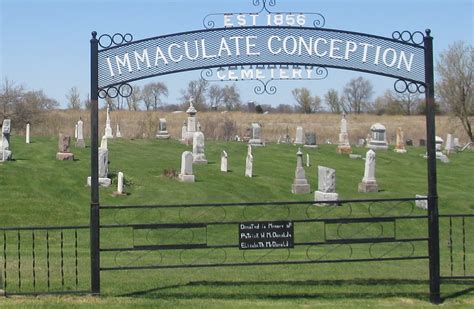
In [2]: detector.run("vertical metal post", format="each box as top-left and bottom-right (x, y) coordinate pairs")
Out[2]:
(424, 29), (440, 304)
(90, 31), (100, 295)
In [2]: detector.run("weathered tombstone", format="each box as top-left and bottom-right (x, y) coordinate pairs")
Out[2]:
(304, 132), (317, 148)
(248, 123), (264, 146)
(220, 150), (228, 172)
(116, 124), (122, 138)
(181, 121), (187, 142)
(192, 132), (208, 164)
(367, 123), (388, 150)
(100, 135), (108, 150)
(87, 148), (111, 187)
(306, 153), (310, 167)
(179, 151), (195, 182)
(117, 172), (124, 194)
(453, 137), (461, 149)
(294, 126), (304, 145)
(245, 145), (253, 177)
(415, 194), (428, 210)
(419, 139), (426, 147)
(0, 119), (12, 161)
(56, 134), (74, 161)
(156, 118), (170, 139)
(183, 97), (197, 144)
(406, 139), (413, 146)
(337, 113), (352, 154)
(104, 104), (113, 138)
(26, 122), (31, 144)
(291, 148), (311, 194)
(314, 166), (339, 202)
(435, 136), (443, 151)
(76, 118), (85, 148)
(394, 127), (407, 153)
(444, 133), (455, 155)
(74, 124), (78, 139)
(358, 149), (378, 192)
(357, 138), (365, 147)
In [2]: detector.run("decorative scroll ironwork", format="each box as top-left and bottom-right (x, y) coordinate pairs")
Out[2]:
(203, 0), (325, 30)
(98, 33), (133, 49)
(98, 83), (133, 99)
(369, 241), (416, 259)
(394, 79), (426, 94)
(392, 30), (425, 46)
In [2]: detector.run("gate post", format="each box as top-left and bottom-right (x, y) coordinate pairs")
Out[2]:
(90, 31), (101, 295)
(424, 29), (440, 304)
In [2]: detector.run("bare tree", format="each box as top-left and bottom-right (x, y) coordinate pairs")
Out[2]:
(292, 87), (321, 113)
(125, 85), (142, 111)
(0, 78), (24, 119)
(66, 87), (81, 109)
(394, 91), (421, 115)
(142, 82), (168, 111)
(343, 77), (374, 114)
(83, 93), (91, 110)
(436, 41), (473, 141)
(180, 79), (208, 110)
(324, 89), (342, 113)
(208, 85), (224, 110)
(13, 90), (58, 127)
(222, 84), (241, 111)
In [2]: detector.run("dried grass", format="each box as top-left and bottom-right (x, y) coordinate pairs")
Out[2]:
(18, 109), (472, 145)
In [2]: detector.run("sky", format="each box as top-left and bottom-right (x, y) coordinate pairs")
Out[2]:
(0, 0), (473, 109)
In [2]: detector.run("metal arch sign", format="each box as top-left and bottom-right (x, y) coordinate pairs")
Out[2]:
(97, 26), (426, 95)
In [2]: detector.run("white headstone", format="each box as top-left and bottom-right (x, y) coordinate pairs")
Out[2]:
(104, 105), (113, 138)
(26, 123), (30, 144)
(184, 97), (197, 144)
(291, 148), (310, 194)
(117, 172), (124, 194)
(314, 166), (339, 202)
(179, 151), (195, 182)
(156, 118), (170, 139)
(248, 123), (264, 146)
(1, 119), (12, 161)
(306, 153), (310, 167)
(74, 124), (78, 139)
(453, 137), (460, 148)
(415, 195), (428, 210)
(444, 133), (455, 155)
(192, 132), (208, 164)
(294, 127), (304, 145)
(76, 119), (85, 148)
(87, 147), (111, 187)
(337, 113), (352, 154)
(116, 124), (122, 138)
(435, 136), (444, 151)
(181, 121), (187, 141)
(220, 150), (228, 172)
(367, 123), (388, 150)
(358, 149), (378, 192)
(245, 145), (253, 177)
(100, 135), (108, 150)
(394, 127), (406, 153)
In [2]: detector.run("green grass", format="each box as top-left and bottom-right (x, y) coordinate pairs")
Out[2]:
(0, 135), (473, 307)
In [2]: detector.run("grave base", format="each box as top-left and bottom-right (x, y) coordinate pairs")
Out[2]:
(358, 181), (379, 193)
(292, 182), (311, 194)
(56, 152), (74, 161)
(248, 139), (264, 147)
(0, 150), (12, 161)
(337, 145), (352, 154)
(156, 132), (170, 139)
(394, 148), (407, 153)
(314, 191), (339, 205)
(76, 139), (85, 148)
(179, 174), (195, 183)
(193, 154), (208, 164)
(87, 176), (112, 187)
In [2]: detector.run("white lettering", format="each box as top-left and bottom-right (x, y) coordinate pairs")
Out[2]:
(201, 39), (217, 59)
(382, 48), (397, 67)
(224, 14), (232, 27)
(283, 36), (297, 55)
(134, 49), (151, 71)
(241, 69), (254, 79)
(115, 53), (132, 75)
(218, 37), (232, 57)
(229, 36), (244, 56)
(398, 51), (414, 71)
(168, 43), (183, 62)
(344, 41), (358, 60)
(329, 39), (343, 59)
(359, 43), (373, 63)
(154, 47), (169, 66)
(268, 36), (282, 54)
(245, 36), (260, 56)
(314, 38), (327, 57)
(298, 37), (312, 56)
(183, 40), (199, 61)
(106, 57), (115, 77)
(374, 45), (382, 65)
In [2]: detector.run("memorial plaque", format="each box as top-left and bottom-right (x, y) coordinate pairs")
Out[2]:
(239, 221), (294, 250)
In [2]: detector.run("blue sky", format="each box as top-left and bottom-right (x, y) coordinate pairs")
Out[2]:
(1, 0), (472, 109)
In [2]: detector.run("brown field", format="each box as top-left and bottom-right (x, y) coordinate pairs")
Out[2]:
(21, 109), (471, 145)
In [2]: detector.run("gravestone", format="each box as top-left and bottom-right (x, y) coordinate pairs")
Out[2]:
(183, 97), (197, 144)
(245, 145), (253, 177)
(337, 113), (352, 154)
(248, 123), (264, 146)
(314, 166), (339, 202)
(156, 118), (170, 139)
(291, 148), (310, 194)
(294, 126), (304, 145)
(435, 136), (443, 151)
(358, 149), (378, 192)
(220, 150), (228, 172)
(453, 137), (460, 149)
(394, 127), (407, 153)
(306, 153), (310, 167)
(192, 132), (208, 164)
(76, 118), (85, 148)
(100, 135), (108, 150)
(181, 121), (187, 142)
(304, 132), (317, 148)
(415, 194), (428, 210)
(0, 119), (12, 161)
(406, 139), (413, 146)
(104, 105), (113, 138)
(357, 138), (365, 147)
(74, 124), (78, 139)
(87, 148), (111, 187)
(444, 133), (455, 155)
(419, 139), (426, 147)
(56, 134), (74, 161)
(117, 172), (124, 194)
(367, 123), (388, 150)
(26, 122), (31, 144)
(179, 151), (195, 182)
(116, 124), (122, 138)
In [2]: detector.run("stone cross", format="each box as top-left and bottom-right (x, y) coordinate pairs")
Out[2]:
(220, 150), (228, 172)
(192, 132), (208, 164)
(179, 151), (195, 182)
(104, 105), (113, 138)
(26, 122), (31, 144)
(76, 118), (85, 148)
(294, 126), (304, 145)
(394, 127), (406, 153)
(314, 166), (339, 202)
(358, 149), (378, 192)
(56, 133), (74, 161)
(291, 148), (310, 194)
(245, 145), (253, 177)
